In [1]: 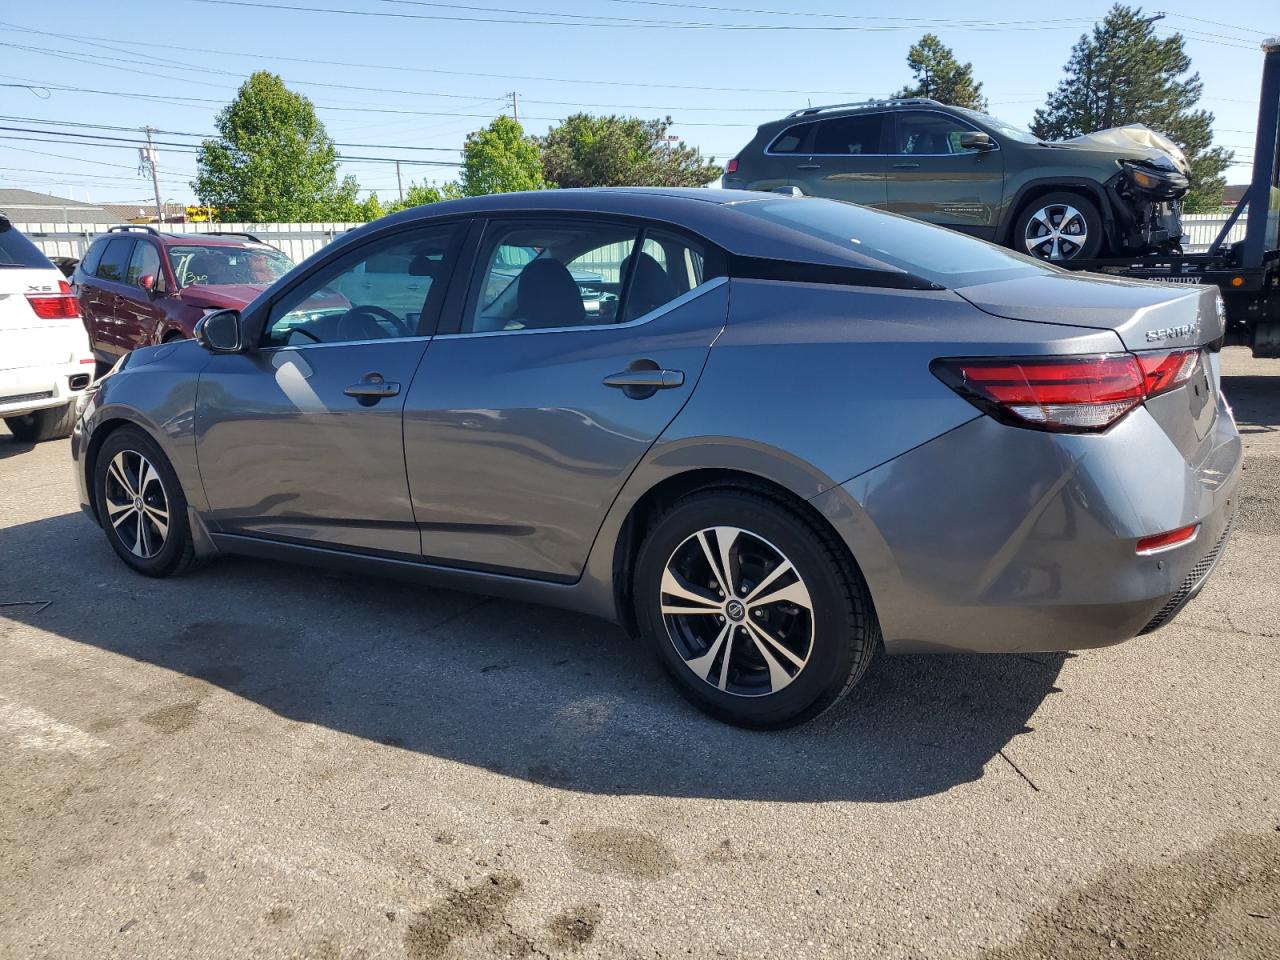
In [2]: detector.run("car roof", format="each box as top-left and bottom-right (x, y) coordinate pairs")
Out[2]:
(336, 188), (921, 279)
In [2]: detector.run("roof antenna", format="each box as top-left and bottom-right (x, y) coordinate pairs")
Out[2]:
(807, 97), (812, 108)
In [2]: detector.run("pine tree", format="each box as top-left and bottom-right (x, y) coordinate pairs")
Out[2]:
(1031, 4), (1232, 210)
(893, 34), (987, 111)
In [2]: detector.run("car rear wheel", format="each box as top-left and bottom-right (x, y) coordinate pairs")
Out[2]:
(634, 488), (880, 728)
(93, 426), (196, 577)
(1015, 191), (1103, 261)
(4, 403), (77, 443)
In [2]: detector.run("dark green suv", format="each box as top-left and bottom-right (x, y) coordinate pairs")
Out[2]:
(722, 98), (1190, 261)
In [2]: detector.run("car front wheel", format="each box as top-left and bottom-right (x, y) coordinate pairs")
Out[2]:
(93, 426), (196, 577)
(634, 488), (880, 728)
(1015, 191), (1104, 261)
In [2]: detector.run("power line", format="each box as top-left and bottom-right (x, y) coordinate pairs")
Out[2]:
(187, 0), (1105, 32)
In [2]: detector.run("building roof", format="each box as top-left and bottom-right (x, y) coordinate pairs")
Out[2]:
(0, 188), (118, 224)
(99, 202), (188, 224)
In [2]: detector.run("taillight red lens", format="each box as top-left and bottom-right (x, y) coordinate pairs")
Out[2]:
(931, 354), (1146, 432)
(1135, 348), (1200, 398)
(726, 157), (739, 174)
(26, 280), (80, 319)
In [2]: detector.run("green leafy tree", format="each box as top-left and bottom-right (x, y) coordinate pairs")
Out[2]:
(384, 180), (464, 214)
(893, 34), (987, 111)
(539, 114), (721, 188)
(1031, 4), (1232, 210)
(459, 116), (545, 196)
(193, 72), (365, 220)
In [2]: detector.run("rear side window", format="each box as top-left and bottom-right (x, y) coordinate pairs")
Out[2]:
(813, 114), (884, 155)
(734, 198), (1055, 288)
(767, 123), (814, 154)
(79, 239), (107, 277)
(0, 222), (54, 269)
(94, 238), (135, 282)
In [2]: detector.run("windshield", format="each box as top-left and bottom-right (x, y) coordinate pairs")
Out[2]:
(732, 198), (1056, 288)
(167, 244), (293, 288)
(951, 107), (1040, 144)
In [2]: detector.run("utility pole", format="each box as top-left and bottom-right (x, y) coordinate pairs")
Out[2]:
(509, 91), (519, 123)
(395, 160), (404, 201)
(141, 126), (163, 224)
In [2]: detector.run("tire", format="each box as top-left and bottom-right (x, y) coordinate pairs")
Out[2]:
(1013, 191), (1104, 261)
(93, 425), (196, 577)
(634, 487), (880, 728)
(4, 403), (77, 443)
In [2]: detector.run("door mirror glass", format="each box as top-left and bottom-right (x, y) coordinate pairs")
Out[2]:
(195, 309), (243, 354)
(959, 131), (996, 151)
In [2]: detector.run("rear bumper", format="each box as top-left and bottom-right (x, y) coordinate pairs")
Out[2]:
(0, 361), (91, 418)
(812, 394), (1241, 654)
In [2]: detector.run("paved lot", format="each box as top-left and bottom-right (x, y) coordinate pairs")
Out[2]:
(2, 347), (1277, 960)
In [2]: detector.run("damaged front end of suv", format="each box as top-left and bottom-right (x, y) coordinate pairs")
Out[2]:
(1110, 155), (1190, 254)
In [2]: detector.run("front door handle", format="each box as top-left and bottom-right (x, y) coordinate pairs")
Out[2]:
(344, 373), (400, 404)
(892, 162), (920, 169)
(603, 369), (684, 390)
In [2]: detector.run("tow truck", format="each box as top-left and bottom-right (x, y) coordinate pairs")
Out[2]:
(1057, 38), (1280, 357)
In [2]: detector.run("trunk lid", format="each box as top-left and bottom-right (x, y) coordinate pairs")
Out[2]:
(954, 272), (1224, 452)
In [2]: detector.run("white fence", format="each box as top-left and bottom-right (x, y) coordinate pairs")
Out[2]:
(16, 213), (1243, 264)
(18, 221), (364, 264)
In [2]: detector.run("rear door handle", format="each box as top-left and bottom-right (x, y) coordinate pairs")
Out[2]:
(344, 373), (400, 404)
(603, 369), (684, 390)
(796, 163), (822, 170)
(892, 162), (920, 169)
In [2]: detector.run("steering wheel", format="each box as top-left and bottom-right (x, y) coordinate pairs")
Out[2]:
(336, 304), (411, 341)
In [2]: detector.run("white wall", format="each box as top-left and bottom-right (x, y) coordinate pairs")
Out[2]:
(17, 222), (365, 264)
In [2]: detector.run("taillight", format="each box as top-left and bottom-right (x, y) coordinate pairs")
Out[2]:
(725, 157), (739, 174)
(26, 280), (80, 319)
(932, 348), (1204, 433)
(1135, 348), (1200, 398)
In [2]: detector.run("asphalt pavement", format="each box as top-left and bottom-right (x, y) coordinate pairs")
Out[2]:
(1, 347), (1277, 960)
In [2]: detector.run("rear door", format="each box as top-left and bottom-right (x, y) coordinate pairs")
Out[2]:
(885, 110), (1005, 238)
(403, 218), (729, 580)
(195, 220), (466, 555)
(756, 120), (817, 192)
(80, 237), (136, 360)
(796, 113), (889, 206)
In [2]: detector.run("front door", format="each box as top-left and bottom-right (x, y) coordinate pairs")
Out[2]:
(794, 113), (889, 206)
(884, 110), (1006, 238)
(195, 221), (465, 556)
(404, 219), (729, 580)
(118, 239), (167, 350)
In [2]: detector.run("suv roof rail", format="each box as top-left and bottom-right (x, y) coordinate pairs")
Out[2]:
(107, 224), (159, 235)
(202, 230), (262, 242)
(785, 97), (942, 118)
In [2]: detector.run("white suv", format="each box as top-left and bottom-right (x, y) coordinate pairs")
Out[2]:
(1, 217), (95, 443)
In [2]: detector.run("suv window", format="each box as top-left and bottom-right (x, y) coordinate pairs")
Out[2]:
(0, 221), (54, 268)
(79, 238), (107, 278)
(126, 241), (162, 286)
(263, 223), (460, 347)
(813, 114), (884, 155)
(893, 112), (982, 155)
(464, 221), (640, 333)
(168, 244), (293, 288)
(767, 123), (814, 154)
(94, 238), (135, 282)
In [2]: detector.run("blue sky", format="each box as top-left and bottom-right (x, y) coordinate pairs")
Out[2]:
(0, 1), (1273, 208)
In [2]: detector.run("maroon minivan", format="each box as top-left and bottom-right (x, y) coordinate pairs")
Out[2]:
(72, 226), (293, 368)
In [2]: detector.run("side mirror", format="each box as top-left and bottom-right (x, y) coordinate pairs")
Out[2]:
(194, 309), (244, 354)
(138, 274), (156, 293)
(959, 131), (996, 152)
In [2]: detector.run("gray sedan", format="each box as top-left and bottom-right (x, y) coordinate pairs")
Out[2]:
(70, 189), (1240, 727)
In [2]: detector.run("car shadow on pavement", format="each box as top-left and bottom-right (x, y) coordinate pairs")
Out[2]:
(1223, 372), (1279, 434)
(1, 511), (1065, 804)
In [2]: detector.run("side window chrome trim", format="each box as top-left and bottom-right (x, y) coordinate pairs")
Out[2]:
(437, 276), (727, 340)
(256, 334), (434, 354)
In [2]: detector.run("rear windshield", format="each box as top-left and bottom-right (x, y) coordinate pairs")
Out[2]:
(0, 221), (54, 269)
(167, 244), (294, 289)
(731, 197), (1055, 288)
